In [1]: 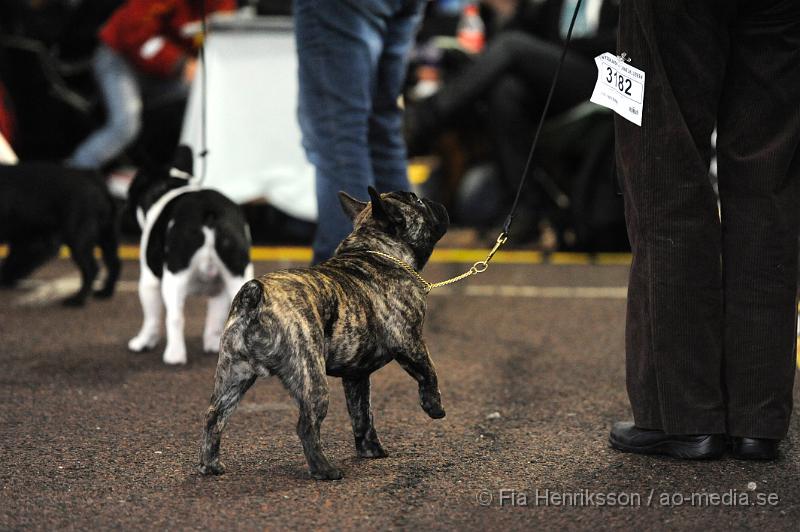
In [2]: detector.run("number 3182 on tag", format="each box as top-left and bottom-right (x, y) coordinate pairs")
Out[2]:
(590, 52), (645, 126)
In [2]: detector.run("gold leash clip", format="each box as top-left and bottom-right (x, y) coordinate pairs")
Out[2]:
(486, 232), (508, 262)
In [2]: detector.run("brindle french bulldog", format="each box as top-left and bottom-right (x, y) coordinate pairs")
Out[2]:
(199, 187), (449, 480)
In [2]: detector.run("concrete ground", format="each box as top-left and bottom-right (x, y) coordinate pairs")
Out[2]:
(1, 251), (798, 530)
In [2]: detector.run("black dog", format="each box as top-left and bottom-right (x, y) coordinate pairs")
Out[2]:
(199, 187), (449, 480)
(126, 147), (253, 365)
(0, 162), (120, 306)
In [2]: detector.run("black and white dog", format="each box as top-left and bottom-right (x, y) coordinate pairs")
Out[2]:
(126, 148), (253, 365)
(0, 162), (120, 306)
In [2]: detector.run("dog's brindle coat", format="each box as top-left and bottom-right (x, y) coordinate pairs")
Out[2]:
(199, 187), (449, 480)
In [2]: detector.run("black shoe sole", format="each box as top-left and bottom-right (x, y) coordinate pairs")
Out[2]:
(730, 438), (780, 460)
(731, 451), (778, 461)
(609, 434), (725, 460)
(730, 446), (779, 461)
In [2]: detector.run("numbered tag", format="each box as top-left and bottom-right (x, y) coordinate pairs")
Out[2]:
(590, 52), (645, 126)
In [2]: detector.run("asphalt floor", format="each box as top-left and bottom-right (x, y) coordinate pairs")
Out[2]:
(1, 250), (798, 530)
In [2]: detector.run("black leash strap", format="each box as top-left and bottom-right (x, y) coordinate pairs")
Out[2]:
(197, 0), (209, 185)
(501, 0), (583, 238)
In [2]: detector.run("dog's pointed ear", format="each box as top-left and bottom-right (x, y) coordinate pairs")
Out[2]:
(338, 191), (368, 220)
(172, 144), (194, 176)
(368, 186), (404, 229)
(368, 186), (389, 224)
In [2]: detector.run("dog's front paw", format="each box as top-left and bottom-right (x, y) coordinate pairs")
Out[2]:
(423, 403), (446, 419)
(162, 345), (187, 365)
(128, 333), (159, 352)
(421, 395), (446, 419)
(310, 466), (343, 481)
(357, 440), (388, 459)
(198, 461), (226, 476)
(62, 294), (87, 307)
(420, 388), (446, 419)
(93, 286), (114, 299)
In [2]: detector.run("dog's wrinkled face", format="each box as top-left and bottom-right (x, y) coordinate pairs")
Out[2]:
(339, 186), (449, 266)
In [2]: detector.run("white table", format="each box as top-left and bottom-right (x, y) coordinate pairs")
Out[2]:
(181, 16), (317, 222)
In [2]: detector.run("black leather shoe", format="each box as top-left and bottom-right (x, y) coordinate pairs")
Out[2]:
(609, 421), (726, 460)
(730, 437), (779, 460)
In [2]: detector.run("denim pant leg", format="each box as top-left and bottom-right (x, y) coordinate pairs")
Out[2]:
(69, 45), (143, 169)
(295, 0), (422, 264)
(369, 1), (424, 192)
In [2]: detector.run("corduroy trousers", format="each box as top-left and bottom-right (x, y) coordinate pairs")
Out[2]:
(616, 0), (800, 439)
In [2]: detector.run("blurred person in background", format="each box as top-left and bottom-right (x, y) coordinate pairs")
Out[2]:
(0, 0), (123, 161)
(67, 0), (236, 170)
(405, 0), (619, 241)
(294, 0), (428, 264)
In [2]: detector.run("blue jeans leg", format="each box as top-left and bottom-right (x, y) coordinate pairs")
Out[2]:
(294, 0), (423, 264)
(370, 3), (423, 192)
(69, 45), (143, 169)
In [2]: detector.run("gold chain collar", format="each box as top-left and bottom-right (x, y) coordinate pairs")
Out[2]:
(366, 233), (508, 294)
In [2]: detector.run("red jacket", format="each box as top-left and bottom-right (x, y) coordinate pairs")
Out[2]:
(0, 80), (15, 144)
(99, 0), (236, 78)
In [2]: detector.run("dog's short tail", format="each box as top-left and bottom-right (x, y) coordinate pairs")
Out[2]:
(219, 279), (265, 368)
(231, 279), (264, 315)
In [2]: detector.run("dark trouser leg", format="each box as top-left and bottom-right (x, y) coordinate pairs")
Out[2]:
(343, 377), (387, 458)
(435, 31), (596, 123)
(616, 1), (733, 434)
(717, 2), (800, 439)
(486, 75), (543, 212)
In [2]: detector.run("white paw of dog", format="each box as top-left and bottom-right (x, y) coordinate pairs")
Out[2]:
(203, 334), (221, 354)
(162, 345), (188, 365)
(128, 333), (160, 352)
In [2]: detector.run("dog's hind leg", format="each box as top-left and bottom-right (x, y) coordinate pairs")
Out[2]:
(283, 355), (342, 480)
(396, 341), (446, 419)
(128, 267), (163, 352)
(199, 357), (257, 476)
(343, 377), (387, 458)
(94, 219), (121, 299)
(203, 291), (231, 353)
(161, 269), (190, 364)
(62, 232), (100, 307)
